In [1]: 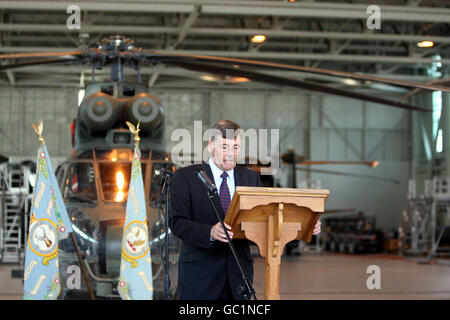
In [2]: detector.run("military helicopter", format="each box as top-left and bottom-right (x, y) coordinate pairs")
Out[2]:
(54, 80), (178, 300)
(1, 35), (448, 299)
(52, 58), (179, 297)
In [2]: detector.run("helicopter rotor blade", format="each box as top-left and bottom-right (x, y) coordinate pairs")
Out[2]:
(166, 60), (432, 112)
(281, 153), (306, 163)
(298, 160), (379, 168)
(0, 57), (79, 71)
(295, 166), (400, 185)
(397, 78), (450, 102)
(145, 51), (450, 93)
(0, 50), (85, 60)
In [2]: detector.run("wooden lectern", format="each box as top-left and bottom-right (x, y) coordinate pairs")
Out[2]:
(224, 186), (329, 300)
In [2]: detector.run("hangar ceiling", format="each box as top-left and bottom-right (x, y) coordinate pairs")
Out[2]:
(0, 0), (449, 91)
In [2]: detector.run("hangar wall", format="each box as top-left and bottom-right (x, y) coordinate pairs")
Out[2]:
(0, 87), (410, 230)
(0, 88), (78, 158)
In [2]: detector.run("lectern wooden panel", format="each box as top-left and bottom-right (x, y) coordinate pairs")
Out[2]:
(224, 187), (329, 300)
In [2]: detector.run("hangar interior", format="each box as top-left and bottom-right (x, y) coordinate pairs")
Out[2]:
(0, 0), (449, 300)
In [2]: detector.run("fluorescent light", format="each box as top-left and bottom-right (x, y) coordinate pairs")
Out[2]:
(28, 174), (36, 188)
(343, 78), (359, 86)
(251, 35), (267, 44)
(200, 74), (220, 82)
(417, 40), (434, 48)
(228, 76), (250, 83)
(436, 129), (443, 153)
(72, 224), (97, 244)
(78, 89), (85, 106)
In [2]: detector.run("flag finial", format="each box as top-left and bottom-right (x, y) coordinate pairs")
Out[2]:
(126, 120), (141, 144)
(32, 120), (45, 144)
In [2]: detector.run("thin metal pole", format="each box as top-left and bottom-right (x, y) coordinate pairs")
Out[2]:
(206, 192), (257, 300)
(70, 232), (95, 300)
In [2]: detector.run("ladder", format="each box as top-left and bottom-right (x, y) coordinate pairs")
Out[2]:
(1, 193), (28, 263)
(410, 177), (450, 264)
(0, 165), (30, 263)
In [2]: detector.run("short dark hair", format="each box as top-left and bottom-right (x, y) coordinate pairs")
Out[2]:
(210, 120), (241, 141)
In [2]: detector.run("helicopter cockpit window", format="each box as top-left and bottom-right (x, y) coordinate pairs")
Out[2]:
(99, 162), (146, 202)
(96, 149), (150, 161)
(55, 163), (67, 187)
(64, 163), (97, 203)
(96, 149), (133, 162)
(149, 162), (174, 207)
(77, 150), (93, 159)
(101, 85), (114, 96)
(123, 85), (135, 97)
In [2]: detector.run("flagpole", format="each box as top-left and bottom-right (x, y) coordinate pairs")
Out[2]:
(32, 120), (95, 300)
(121, 120), (155, 300)
(70, 232), (95, 300)
(159, 169), (173, 299)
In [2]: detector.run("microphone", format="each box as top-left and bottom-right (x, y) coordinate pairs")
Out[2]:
(195, 169), (217, 195)
(159, 170), (174, 205)
(163, 169), (174, 177)
(159, 169), (174, 185)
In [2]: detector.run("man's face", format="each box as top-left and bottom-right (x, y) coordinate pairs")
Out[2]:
(208, 134), (241, 171)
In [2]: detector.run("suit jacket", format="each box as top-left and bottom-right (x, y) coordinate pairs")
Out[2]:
(169, 162), (263, 300)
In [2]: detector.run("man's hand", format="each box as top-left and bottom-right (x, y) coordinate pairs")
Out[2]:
(210, 222), (233, 242)
(313, 220), (321, 235)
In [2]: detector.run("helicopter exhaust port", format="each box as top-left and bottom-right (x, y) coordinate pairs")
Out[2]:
(123, 93), (163, 135)
(79, 92), (119, 132)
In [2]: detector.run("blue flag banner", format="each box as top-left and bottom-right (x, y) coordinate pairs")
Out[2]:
(23, 144), (73, 300)
(118, 144), (153, 300)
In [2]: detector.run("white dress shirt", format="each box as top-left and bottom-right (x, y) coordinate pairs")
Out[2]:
(208, 157), (236, 201)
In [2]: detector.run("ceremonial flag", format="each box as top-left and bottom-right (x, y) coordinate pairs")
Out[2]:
(118, 122), (153, 300)
(23, 121), (73, 300)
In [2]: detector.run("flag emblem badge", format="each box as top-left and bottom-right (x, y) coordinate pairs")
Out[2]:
(28, 218), (58, 265)
(121, 221), (150, 267)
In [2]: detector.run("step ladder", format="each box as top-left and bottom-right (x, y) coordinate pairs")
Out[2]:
(413, 177), (450, 263)
(1, 193), (28, 263)
(0, 165), (30, 263)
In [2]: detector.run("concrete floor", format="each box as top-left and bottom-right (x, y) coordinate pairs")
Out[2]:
(1, 252), (450, 300)
(254, 252), (450, 300)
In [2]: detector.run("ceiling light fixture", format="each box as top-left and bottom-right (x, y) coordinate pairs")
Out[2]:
(228, 77), (250, 83)
(343, 78), (359, 86)
(416, 40), (434, 48)
(200, 74), (220, 82)
(251, 35), (267, 44)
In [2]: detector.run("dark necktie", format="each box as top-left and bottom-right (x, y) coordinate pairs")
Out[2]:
(219, 171), (231, 215)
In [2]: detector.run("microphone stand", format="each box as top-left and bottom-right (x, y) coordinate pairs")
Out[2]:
(197, 171), (257, 300)
(159, 170), (173, 300)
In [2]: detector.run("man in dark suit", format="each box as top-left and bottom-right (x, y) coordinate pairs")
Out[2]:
(169, 120), (320, 300)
